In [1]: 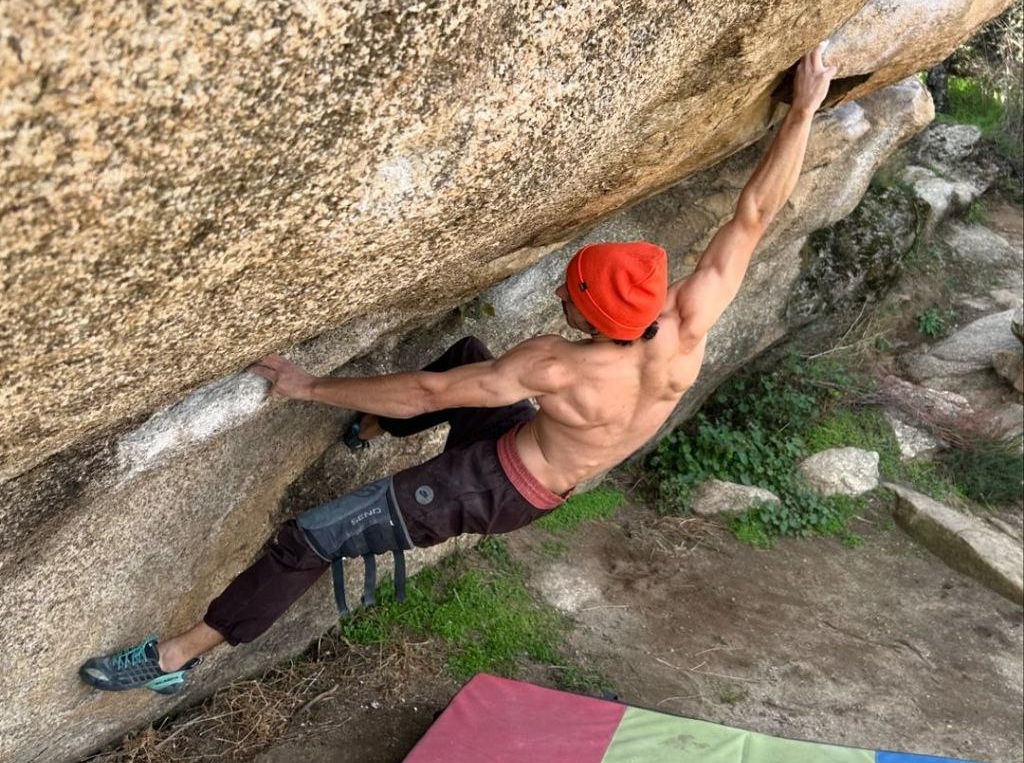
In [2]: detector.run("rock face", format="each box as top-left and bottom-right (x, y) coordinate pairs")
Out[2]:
(899, 123), (998, 230)
(0, 0), (1009, 484)
(0, 2), (1008, 762)
(3, 76), (935, 763)
(902, 309), (1024, 390)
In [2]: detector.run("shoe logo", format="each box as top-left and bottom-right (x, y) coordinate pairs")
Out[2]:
(414, 486), (434, 505)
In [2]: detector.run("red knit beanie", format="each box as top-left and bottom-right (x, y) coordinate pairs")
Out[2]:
(565, 241), (669, 340)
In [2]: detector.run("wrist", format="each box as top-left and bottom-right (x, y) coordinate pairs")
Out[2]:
(297, 375), (319, 402)
(787, 103), (817, 122)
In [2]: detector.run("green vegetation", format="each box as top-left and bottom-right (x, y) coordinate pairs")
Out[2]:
(932, 4), (1024, 187)
(646, 348), (1023, 546)
(938, 440), (1024, 505)
(944, 75), (1007, 132)
(965, 199), (989, 225)
(342, 537), (561, 679)
(646, 357), (869, 546)
(340, 534), (614, 692)
(535, 485), (625, 532)
(804, 408), (900, 477)
(916, 306), (951, 339)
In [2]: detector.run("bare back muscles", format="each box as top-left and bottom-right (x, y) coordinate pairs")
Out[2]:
(514, 311), (709, 494)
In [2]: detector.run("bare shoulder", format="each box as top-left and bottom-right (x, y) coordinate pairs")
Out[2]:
(657, 286), (708, 355)
(497, 334), (576, 393)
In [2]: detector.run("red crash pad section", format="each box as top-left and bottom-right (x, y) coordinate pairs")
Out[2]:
(402, 674), (626, 763)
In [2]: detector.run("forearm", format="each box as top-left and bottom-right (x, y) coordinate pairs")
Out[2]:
(302, 372), (433, 418)
(736, 104), (815, 228)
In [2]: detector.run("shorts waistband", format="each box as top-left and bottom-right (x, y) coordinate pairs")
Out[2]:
(496, 424), (567, 511)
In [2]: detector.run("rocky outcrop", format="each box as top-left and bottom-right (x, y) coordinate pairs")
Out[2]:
(902, 309), (1023, 387)
(900, 123), (999, 231)
(887, 482), (1024, 606)
(1, 0), (1010, 485)
(0, 2), (1010, 762)
(1, 76), (935, 763)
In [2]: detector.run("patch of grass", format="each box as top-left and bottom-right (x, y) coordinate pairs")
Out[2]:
(938, 440), (1024, 505)
(804, 408), (901, 479)
(730, 515), (774, 548)
(539, 538), (568, 557)
(535, 485), (625, 532)
(340, 538), (612, 691)
(900, 459), (963, 501)
(342, 540), (566, 679)
(475, 534), (513, 568)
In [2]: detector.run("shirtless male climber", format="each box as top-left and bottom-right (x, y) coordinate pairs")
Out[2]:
(79, 43), (835, 695)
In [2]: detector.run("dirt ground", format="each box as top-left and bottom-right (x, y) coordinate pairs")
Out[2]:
(515, 500), (1024, 763)
(88, 493), (1023, 763)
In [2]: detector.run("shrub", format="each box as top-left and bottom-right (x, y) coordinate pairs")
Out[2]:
(646, 359), (868, 543)
(916, 307), (949, 338)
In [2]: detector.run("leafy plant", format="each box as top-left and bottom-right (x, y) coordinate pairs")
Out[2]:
(647, 358), (870, 544)
(916, 307), (949, 338)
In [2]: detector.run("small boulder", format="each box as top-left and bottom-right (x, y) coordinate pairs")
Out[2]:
(691, 479), (780, 517)
(899, 165), (979, 231)
(878, 374), (973, 420)
(883, 410), (938, 460)
(931, 309), (1021, 369)
(989, 402), (1024, 441)
(911, 122), (983, 168)
(798, 447), (880, 496)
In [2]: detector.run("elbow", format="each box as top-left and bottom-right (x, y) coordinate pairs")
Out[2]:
(401, 372), (443, 418)
(755, 208), (775, 231)
(735, 194), (772, 237)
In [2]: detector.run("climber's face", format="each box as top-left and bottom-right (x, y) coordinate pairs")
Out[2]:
(555, 283), (596, 335)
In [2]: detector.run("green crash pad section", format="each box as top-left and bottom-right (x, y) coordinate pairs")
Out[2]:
(601, 706), (875, 763)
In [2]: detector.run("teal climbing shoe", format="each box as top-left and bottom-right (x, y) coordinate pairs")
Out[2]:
(79, 635), (200, 695)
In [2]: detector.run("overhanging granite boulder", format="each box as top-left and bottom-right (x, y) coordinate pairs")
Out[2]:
(1, 0), (1009, 482)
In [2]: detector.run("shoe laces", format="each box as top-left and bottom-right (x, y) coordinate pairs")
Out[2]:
(113, 641), (154, 672)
